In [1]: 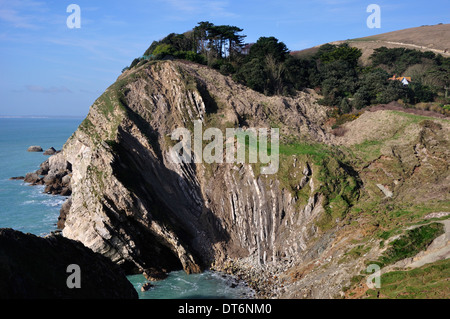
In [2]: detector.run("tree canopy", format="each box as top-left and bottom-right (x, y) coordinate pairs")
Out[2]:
(124, 23), (450, 116)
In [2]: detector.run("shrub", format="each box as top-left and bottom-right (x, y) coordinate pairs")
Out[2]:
(129, 58), (140, 69)
(377, 223), (444, 267)
(152, 44), (176, 59)
(340, 98), (352, 113)
(219, 62), (235, 75)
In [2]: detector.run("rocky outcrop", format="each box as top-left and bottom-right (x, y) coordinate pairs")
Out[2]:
(19, 151), (73, 231)
(0, 228), (138, 299)
(23, 152), (72, 197)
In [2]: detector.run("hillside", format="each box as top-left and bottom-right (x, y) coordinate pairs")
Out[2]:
(293, 23), (450, 64)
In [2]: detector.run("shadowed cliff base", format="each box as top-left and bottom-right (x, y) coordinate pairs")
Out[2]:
(0, 228), (138, 299)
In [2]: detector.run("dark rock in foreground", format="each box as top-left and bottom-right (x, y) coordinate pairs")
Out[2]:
(27, 146), (43, 152)
(0, 228), (138, 299)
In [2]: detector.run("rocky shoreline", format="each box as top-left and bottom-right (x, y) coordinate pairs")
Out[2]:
(11, 149), (73, 230)
(212, 259), (285, 299)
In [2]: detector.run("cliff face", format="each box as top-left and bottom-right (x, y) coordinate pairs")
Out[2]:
(57, 60), (335, 274)
(52, 59), (449, 298)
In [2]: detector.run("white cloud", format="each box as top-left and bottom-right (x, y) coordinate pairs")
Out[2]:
(0, 8), (38, 29)
(0, 0), (48, 29)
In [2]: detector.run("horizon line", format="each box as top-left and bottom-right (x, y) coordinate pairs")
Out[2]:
(0, 115), (86, 119)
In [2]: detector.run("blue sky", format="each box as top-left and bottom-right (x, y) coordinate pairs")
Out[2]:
(0, 0), (449, 117)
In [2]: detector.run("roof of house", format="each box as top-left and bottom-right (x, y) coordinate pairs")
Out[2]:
(389, 75), (412, 82)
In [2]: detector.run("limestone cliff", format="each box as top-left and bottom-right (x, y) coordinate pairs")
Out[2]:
(50, 59), (449, 298)
(56, 60), (333, 271)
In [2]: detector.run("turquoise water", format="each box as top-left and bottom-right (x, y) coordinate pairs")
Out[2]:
(0, 118), (81, 235)
(128, 271), (254, 299)
(0, 118), (253, 299)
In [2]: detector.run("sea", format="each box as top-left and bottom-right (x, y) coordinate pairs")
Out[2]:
(0, 118), (253, 299)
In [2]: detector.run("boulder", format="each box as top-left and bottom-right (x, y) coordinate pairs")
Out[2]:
(61, 174), (71, 186)
(143, 267), (168, 281)
(43, 147), (57, 155)
(58, 197), (72, 229)
(0, 228), (138, 299)
(141, 282), (153, 292)
(60, 187), (71, 196)
(43, 173), (58, 185)
(36, 160), (50, 176)
(27, 146), (43, 152)
(24, 172), (41, 184)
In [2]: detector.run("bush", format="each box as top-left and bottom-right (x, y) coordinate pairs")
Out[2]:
(370, 47), (435, 74)
(352, 87), (371, 109)
(340, 98), (352, 113)
(183, 51), (206, 64)
(376, 81), (408, 104)
(152, 44), (176, 59)
(377, 223), (444, 267)
(129, 58), (140, 69)
(219, 62), (235, 75)
(407, 83), (436, 103)
(318, 43), (362, 67)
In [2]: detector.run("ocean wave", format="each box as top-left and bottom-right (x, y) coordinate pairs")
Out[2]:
(21, 200), (37, 205)
(42, 198), (66, 207)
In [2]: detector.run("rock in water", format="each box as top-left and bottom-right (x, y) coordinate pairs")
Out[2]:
(141, 282), (153, 292)
(27, 146), (43, 152)
(23, 172), (42, 185)
(22, 152), (72, 196)
(9, 176), (24, 180)
(0, 228), (138, 299)
(143, 267), (168, 281)
(43, 147), (57, 155)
